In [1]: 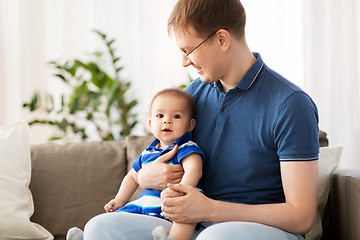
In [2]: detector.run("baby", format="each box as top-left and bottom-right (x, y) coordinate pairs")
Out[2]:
(67, 88), (204, 240)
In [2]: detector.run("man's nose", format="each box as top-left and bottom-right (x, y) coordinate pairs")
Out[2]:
(182, 55), (192, 67)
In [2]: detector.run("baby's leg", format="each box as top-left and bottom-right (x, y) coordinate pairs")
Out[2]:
(169, 222), (196, 240)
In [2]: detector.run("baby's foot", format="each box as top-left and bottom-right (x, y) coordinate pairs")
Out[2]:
(152, 226), (175, 240)
(66, 227), (84, 240)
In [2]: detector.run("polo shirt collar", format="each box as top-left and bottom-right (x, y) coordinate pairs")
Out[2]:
(236, 52), (264, 91)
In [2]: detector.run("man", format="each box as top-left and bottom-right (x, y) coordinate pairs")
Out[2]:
(84, 0), (319, 239)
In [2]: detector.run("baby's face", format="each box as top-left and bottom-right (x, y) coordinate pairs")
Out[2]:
(149, 94), (195, 148)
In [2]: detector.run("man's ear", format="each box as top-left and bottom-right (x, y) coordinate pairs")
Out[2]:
(188, 119), (196, 132)
(216, 29), (230, 52)
(148, 119), (152, 128)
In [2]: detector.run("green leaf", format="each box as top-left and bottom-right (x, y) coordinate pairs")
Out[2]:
(115, 67), (123, 73)
(127, 100), (138, 110)
(108, 39), (115, 46)
(54, 73), (67, 83)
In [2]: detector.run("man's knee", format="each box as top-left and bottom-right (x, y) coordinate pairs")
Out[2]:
(196, 222), (302, 240)
(196, 222), (252, 240)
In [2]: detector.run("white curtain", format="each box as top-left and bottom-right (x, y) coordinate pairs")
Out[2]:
(0, 0), (188, 142)
(304, 0), (360, 170)
(242, 0), (304, 87)
(1, 0), (359, 170)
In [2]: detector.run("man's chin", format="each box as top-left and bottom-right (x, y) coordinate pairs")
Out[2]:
(199, 75), (214, 83)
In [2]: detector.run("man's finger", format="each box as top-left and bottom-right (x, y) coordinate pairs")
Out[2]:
(167, 170), (184, 184)
(167, 183), (192, 194)
(155, 144), (179, 163)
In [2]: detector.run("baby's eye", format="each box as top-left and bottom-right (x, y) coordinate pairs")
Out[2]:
(173, 115), (181, 119)
(156, 114), (164, 118)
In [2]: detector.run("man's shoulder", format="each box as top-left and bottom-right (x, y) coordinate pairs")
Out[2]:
(186, 78), (217, 99)
(261, 65), (303, 93)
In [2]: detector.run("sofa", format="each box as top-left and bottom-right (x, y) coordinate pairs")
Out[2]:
(26, 133), (359, 240)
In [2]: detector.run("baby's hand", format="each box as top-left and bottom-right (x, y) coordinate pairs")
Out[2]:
(161, 186), (184, 200)
(104, 199), (120, 212)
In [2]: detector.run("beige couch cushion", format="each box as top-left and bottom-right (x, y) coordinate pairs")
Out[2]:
(30, 141), (126, 240)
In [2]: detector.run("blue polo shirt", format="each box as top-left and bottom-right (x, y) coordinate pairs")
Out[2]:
(186, 53), (319, 204)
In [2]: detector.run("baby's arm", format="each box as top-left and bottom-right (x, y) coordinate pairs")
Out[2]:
(162, 152), (202, 200)
(168, 153), (203, 240)
(179, 153), (203, 186)
(104, 169), (139, 212)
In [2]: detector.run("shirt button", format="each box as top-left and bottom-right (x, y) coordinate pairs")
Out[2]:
(221, 107), (227, 112)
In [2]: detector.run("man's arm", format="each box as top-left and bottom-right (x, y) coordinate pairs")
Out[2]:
(162, 160), (318, 235)
(137, 145), (185, 190)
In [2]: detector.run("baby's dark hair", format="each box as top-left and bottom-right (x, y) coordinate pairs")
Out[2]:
(150, 88), (196, 118)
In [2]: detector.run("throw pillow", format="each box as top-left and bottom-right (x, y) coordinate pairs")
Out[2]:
(305, 146), (343, 240)
(0, 122), (53, 240)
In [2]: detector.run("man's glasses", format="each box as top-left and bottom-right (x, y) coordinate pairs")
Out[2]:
(182, 30), (219, 57)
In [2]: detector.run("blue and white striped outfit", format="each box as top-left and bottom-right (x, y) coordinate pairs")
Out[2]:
(116, 132), (205, 219)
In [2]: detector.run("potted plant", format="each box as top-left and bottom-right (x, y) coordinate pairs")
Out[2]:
(23, 30), (138, 141)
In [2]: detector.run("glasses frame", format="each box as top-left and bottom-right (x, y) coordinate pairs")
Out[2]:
(183, 30), (219, 57)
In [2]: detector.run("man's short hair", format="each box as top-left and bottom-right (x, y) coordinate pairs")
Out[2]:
(168, 0), (246, 38)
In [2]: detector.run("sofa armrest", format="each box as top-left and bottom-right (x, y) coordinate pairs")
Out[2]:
(321, 169), (360, 240)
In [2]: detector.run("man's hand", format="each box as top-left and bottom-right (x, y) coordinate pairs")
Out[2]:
(161, 186), (184, 200)
(137, 145), (184, 190)
(161, 183), (212, 224)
